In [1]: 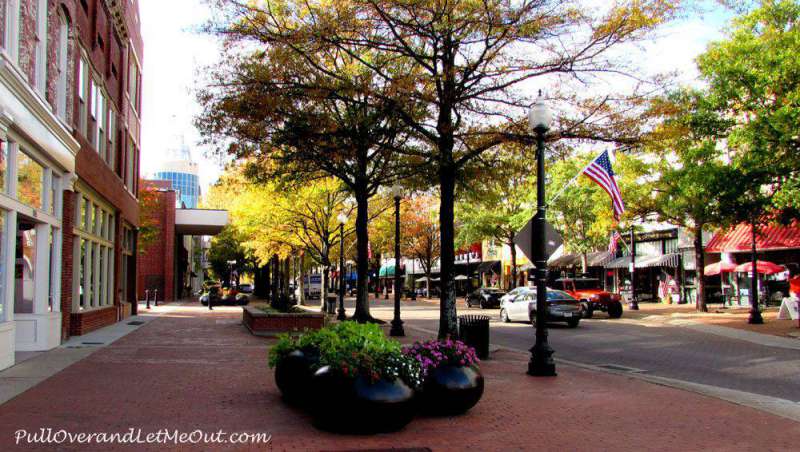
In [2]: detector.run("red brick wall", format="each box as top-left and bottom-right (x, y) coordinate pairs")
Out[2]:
(60, 189), (76, 340)
(242, 307), (325, 337)
(69, 306), (117, 336)
(137, 187), (175, 301)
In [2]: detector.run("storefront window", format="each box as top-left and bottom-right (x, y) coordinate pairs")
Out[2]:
(0, 140), (6, 193)
(14, 222), (36, 314)
(74, 190), (115, 309)
(0, 212), (4, 318)
(17, 150), (44, 209)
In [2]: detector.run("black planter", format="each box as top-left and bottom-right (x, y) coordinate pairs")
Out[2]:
(274, 348), (318, 405)
(419, 365), (484, 416)
(310, 366), (415, 434)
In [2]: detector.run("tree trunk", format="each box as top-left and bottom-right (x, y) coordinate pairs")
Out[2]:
(509, 238), (518, 289)
(283, 258), (290, 297)
(354, 191), (374, 322)
(271, 255), (279, 303)
(322, 262), (329, 311)
(694, 224), (707, 312)
(438, 167), (458, 338)
(298, 254), (306, 305)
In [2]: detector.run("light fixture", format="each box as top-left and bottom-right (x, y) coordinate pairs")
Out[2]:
(528, 90), (551, 133)
(337, 213), (348, 225)
(391, 184), (403, 199)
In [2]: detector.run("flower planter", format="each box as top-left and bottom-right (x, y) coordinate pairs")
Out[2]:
(274, 348), (319, 405)
(310, 366), (415, 434)
(419, 365), (484, 415)
(243, 306), (324, 337)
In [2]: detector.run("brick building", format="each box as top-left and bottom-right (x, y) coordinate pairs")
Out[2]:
(0, 0), (142, 370)
(137, 179), (175, 302)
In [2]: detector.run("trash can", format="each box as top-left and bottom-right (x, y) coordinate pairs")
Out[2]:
(325, 294), (338, 314)
(458, 315), (490, 360)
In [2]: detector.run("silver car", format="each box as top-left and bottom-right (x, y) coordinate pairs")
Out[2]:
(500, 289), (582, 328)
(499, 286), (533, 305)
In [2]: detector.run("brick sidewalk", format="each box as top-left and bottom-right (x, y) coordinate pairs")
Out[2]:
(0, 303), (798, 451)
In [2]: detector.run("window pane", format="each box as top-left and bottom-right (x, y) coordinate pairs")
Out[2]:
(17, 150), (44, 209)
(0, 140), (7, 193)
(15, 224), (36, 314)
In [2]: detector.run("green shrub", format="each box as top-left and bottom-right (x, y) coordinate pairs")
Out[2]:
(267, 322), (422, 388)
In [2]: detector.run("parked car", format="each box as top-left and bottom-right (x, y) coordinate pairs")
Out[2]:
(237, 283), (254, 294)
(466, 288), (506, 309)
(200, 286), (249, 306)
(500, 289), (582, 328)
(554, 277), (623, 318)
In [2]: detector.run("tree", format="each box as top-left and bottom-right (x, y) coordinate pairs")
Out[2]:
(641, 90), (738, 312)
(198, 6), (422, 322)
(217, 0), (681, 337)
(456, 145), (533, 289)
(138, 180), (163, 253)
(401, 195), (441, 296)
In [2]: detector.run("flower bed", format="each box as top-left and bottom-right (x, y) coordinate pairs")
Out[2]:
(242, 306), (325, 337)
(268, 323), (484, 434)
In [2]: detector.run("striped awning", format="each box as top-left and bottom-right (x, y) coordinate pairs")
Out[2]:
(605, 253), (680, 269)
(706, 222), (800, 252)
(548, 251), (613, 268)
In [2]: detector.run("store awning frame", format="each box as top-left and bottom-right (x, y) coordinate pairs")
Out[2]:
(605, 253), (680, 269)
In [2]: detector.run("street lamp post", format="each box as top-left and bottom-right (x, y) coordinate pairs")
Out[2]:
(337, 213), (348, 321)
(390, 184), (405, 336)
(527, 91), (556, 377)
(629, 227), (639, 310)
(748, 222), (763, 324)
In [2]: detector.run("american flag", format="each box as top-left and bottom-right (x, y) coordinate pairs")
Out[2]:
(608, 231), (621, 255)
(583, 150), (625, 220)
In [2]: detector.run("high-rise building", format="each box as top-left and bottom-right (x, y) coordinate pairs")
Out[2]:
(151, 142), (200, 208)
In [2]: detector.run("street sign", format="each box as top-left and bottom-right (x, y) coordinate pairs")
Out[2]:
(513, 212), (563, 263)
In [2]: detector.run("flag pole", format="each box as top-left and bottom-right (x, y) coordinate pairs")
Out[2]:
(547, 151), (602, 206)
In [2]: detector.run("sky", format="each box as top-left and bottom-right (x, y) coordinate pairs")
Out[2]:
(138, 0), (736, 194)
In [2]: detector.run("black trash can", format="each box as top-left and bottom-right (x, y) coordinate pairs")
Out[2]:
(325, 294), (338, 314)
(458, 315), (490, 360)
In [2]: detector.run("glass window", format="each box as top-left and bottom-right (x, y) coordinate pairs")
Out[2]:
(78, 56), (89, 137)
(0, 212), (4, 318)
(14, 224), (36, 314)
(79, 238), (86, 308)
(0, 140), (7, 193)
(17, 150), (44, 209)
(95, 88), (105, 155)
(56, 9), (69, 121)
(3, 0), (21, 62)
(34, 0), (47, 95)
(107, 109), (115, 167)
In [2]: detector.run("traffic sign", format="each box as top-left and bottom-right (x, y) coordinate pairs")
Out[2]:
(513, 212), (563, 262)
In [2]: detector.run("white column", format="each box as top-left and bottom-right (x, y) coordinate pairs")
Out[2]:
(2, 211), (15, 323)
(32, 223), (50, 314)
(51, 227), (61, 313)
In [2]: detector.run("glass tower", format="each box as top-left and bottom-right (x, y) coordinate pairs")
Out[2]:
(151, 142), (201, 208)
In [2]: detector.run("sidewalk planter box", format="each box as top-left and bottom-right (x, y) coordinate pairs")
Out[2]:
(310, 366), (415, 434)
(242, 306), (324, 336)
(419, 365), (484, 416)
(274, 348), (320, 405)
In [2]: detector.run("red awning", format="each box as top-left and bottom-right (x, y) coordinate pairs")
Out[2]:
(706, 222), (800, 252)
(734, 260), (786, 275)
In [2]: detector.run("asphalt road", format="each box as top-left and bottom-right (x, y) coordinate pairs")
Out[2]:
(359, 298), (800, 402)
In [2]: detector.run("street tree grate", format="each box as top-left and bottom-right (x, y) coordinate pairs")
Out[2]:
(127, 321), (145, 326)
(596, 364), (647, 373)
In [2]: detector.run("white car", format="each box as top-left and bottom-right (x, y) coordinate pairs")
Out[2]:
(500, 289), (582, 328)
(499, 286), (533, 305)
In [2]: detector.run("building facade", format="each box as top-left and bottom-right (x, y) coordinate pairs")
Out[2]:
(0, 0), (143, 370)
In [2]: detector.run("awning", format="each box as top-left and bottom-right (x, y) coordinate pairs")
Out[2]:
(548, 251), (613, 268)
(378, 265), (404, 277)
(175, 209), (229, 235)
(454, 275), (469, 281)
(475, 260), (500, 273)
(707, 222), (800, 252)
(605, 253), (680, 269)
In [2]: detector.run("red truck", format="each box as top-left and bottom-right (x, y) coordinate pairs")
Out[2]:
(555, 277), (623, 319)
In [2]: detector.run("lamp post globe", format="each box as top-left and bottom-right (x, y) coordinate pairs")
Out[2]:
(527, 91), (556, 377)
(336, 213), (348, 320)
(390, 185), (405, 336)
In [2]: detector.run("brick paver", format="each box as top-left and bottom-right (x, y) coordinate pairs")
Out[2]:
(0, 302), (798, 451)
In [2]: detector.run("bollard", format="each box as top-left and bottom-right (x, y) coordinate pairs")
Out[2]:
(154, 289), (159, 307)
(145, 289), (151, 310)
